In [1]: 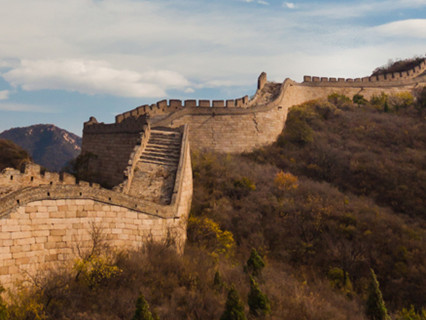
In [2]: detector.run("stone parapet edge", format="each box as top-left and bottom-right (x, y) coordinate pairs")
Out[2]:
(0, 184), (172, 219)
(170, 124), (190, 211)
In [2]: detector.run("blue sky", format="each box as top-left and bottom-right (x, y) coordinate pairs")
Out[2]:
(0, 0), (425, 136)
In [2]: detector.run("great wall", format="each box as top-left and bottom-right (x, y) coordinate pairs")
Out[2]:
(0, 59), (425, 287)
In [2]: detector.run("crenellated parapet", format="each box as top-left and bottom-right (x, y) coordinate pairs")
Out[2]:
(114, 96), (250, 124)
(303, 59), (426, 86)
(0, 163), (78, 192)
(84, 115), (149, 134)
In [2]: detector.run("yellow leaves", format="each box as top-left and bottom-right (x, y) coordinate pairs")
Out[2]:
(73, 255), (122, 289)
(187, 216), (235, 258)
(274, 171), (299, 192)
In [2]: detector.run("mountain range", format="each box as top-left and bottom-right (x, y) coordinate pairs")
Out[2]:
(0, 124), (82, 172)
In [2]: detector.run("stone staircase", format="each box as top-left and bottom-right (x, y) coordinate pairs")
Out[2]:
(140, 130), (182, 167)
(127, 128), (182, 205)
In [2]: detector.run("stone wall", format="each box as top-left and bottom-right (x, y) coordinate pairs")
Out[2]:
(81, 116), (149, 188)
(303, 59), (426, 86)
(114, 95), (250, 123)
(0, 198), (184, 287)
(0, 128), (193, 287)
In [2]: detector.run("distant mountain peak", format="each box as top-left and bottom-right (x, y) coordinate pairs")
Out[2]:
(0, 124), (82, 172)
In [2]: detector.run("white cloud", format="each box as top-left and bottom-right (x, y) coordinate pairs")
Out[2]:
(0, 90), (9, 100)
(3, 59), (190, 98)
(0, 0), (424, 98)
(0, 102), (53, 113)
(375, 19), (426, 39)
(257, 1), (269, 5)
(184, 88), (195, 93)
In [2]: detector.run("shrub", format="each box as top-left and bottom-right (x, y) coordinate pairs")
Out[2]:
(73, 255), (122, 289)
(132, 294), (156, 320)
(220, 287), (247, 320)
(370, 93), (388, 109)
(246, 249), (265, 277)
(187, 216), (235, 257)
(388, 92), (414, 110)
(414, 87), (426, 110)
(396, 305), (426, 320)
(274, 171), (299, 192)
(281, 117), (314, 145)
(248, 277), (271, 317)
(366, 269), (390, 320)
(353, 94), (367, 105)
(328, 93), (351, 107)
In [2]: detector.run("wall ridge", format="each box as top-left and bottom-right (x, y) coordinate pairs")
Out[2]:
(0, 184), (173, 219)
(114, 96), (251, 124)
(302, 59), (426, 86)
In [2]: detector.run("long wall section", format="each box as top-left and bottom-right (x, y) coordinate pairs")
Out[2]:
(0, 128), (192, 287)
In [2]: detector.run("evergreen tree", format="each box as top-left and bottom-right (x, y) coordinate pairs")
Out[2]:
(384, 100), (389, 113)
(220, 287), (247, 320)
(366, 269), (390, 320)
(214, 270), (224, 291)
(246, 248), (265, 277)
(248, 277), (271, 317)
(132, 294), (154, 320)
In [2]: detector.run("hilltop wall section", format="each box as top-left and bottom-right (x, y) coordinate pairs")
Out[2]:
(81, 116), (150, 188)
(0, 128), (192, 287)
(82, 59), (426, 159)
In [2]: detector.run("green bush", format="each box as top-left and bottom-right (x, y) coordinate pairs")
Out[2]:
(366, 269), (390, 320)
(353, 94), (367, 105)
(132, 294), (155, 320)
(396, 305), (426, 320)
(221, 287), (246, 320)
(248, 277), (271, 317)
(246, 249), (265, 277)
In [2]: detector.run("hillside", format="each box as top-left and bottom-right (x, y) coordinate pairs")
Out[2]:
(0, 139), (31, 171)
(1, 90), (425, 319)
(0, 124), (81, 172)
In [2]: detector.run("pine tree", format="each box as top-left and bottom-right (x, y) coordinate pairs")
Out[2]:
(366, 269), (390, 320)
(248, 277), (271, 317)
(214, 270), (224, 291)
(246, 248), (265, 277)
(220, 287), (247, 320)
(132, 294), (154, 320)
(384, 101), (389, 113)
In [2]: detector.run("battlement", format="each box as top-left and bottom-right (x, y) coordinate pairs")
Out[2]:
(114, 96), (250, 124)
(0, 163), (79, 191)
(84, 114), (149, 134)
(303, 59), (426, 85)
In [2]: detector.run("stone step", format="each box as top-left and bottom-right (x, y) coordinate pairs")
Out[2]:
(150, 133), (180, 138)
(149, 136), (181, 141)
(145, 145), (181, 152)
(142, 151), (180, 159)
(149, 136), (181, 142)
(140, 159), (178, 167)
(141, 156), (178, 166)
(141, 153), (179, 162)
(148, 138), (181, 144)
(150, 130), (181, 135)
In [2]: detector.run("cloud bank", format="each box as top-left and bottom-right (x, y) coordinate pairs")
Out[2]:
(3, 59), (190, 98)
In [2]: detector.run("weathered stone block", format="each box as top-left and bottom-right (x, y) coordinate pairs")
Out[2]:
(184, 100), (196, 107)
(226, 100), (235, 107)
(212, 100), (225, 107)
(198, 100), (210, 107)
